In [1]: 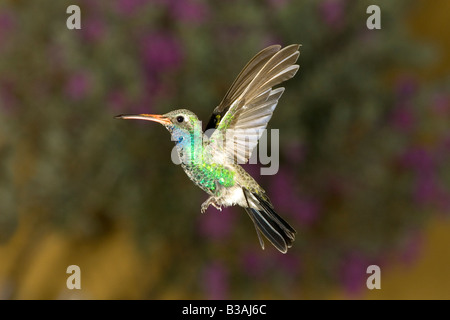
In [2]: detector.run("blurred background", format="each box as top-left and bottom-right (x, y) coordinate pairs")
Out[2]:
(0, 0), (449, 299)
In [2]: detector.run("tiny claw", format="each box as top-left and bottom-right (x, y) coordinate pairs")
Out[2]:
(201, 197), (222, 213)
(201, 202), (209, 214)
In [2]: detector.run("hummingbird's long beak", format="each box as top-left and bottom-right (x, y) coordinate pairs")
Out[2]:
(115, 114), (171, 125)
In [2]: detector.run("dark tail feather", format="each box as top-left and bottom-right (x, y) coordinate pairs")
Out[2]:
(243, 189), (296, 253)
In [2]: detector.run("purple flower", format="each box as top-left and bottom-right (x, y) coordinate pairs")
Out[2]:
(170, 0), (209, 23)
(0, 10), (15, 49)
(319, 0), (345, 29)
(197, 207), (236, 241)
(413, 172), (450, 210)
(339, 252), (373, 296)
(108, 88), (155, 114)
(270, 169), (294, 212)
(414, 173), (438, 205)
(82, 18), (106, 43)
(401, 147), (435, 175)
(241, 249), (267, 278)
(276, 252), (301, 275)
(290, 197), (320, 225)
(107, 90), (128, 113)
(269, 168), (320, 226)
(389, 104), (415, 132)
(65, 72), (91, 101)
(116, 0), (149, 15)
(202, 261), (228, 300)
(0, 11), (14, 29)
(400, 147), (446, 207)
(140, 32), (184, 75)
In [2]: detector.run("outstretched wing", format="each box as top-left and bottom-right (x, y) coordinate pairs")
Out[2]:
(208, 44), (300, 164)
(204, 45), (282, 132)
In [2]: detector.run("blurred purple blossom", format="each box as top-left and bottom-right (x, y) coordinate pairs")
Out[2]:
(116, 0), (149, 15)
(170, 0), (210, 23)
(0, 10), (15, 49)
(400, 146), (448, 208)
(289, 197), (320, 225)
(390, 104), (415, 132)
(270, 168), (320, 226)
(107, 90), (129, 113)
(202, 261), (229, 300)
(241, 249), (267, 278)
(270, 169), (292, 211)
(137, 31), (183, 105)
(319, 0), (346, 29)
(0, 11), (13, 29)
(414, 173), (449, 211)
(390, 78), (418, 132)
(339, 251), (373, 296)
(401, 147), (435, 175)
(140, 32), (184, 75)
(197, 207), (236, 241)
(65, 72), (91, 101)
(414, 173), (439, 205)
(276, 252), (301, 275)
(108, 88), (155, 114)
(82, 18), (106, 43)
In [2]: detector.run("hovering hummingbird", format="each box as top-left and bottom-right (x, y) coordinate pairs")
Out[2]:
(116, 44), (300, 253)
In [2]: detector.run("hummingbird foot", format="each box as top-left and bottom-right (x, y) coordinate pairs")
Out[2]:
(201, 197), (222, 213)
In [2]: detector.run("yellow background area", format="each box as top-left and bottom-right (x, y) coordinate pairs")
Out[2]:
(334, 218), (450, 299)
(0, 1), (449, 300)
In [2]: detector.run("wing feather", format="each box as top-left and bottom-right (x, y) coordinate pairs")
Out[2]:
(207, 44), (300, 164)
(204, 45), (282, 132)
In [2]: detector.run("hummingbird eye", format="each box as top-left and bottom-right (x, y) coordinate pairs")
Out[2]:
(176, 116), (184, 123)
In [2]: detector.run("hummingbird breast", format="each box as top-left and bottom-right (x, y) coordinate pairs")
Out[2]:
(176, 136), (265, 208)
(181, 161), (235, 196)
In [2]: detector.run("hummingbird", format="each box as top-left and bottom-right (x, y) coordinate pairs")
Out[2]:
(116, 44), (300, 253)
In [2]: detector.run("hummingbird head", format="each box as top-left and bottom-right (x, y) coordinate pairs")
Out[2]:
(115, 109), (202, 146)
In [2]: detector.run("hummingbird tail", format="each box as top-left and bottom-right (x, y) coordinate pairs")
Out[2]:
(243, 189), (296, 253)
